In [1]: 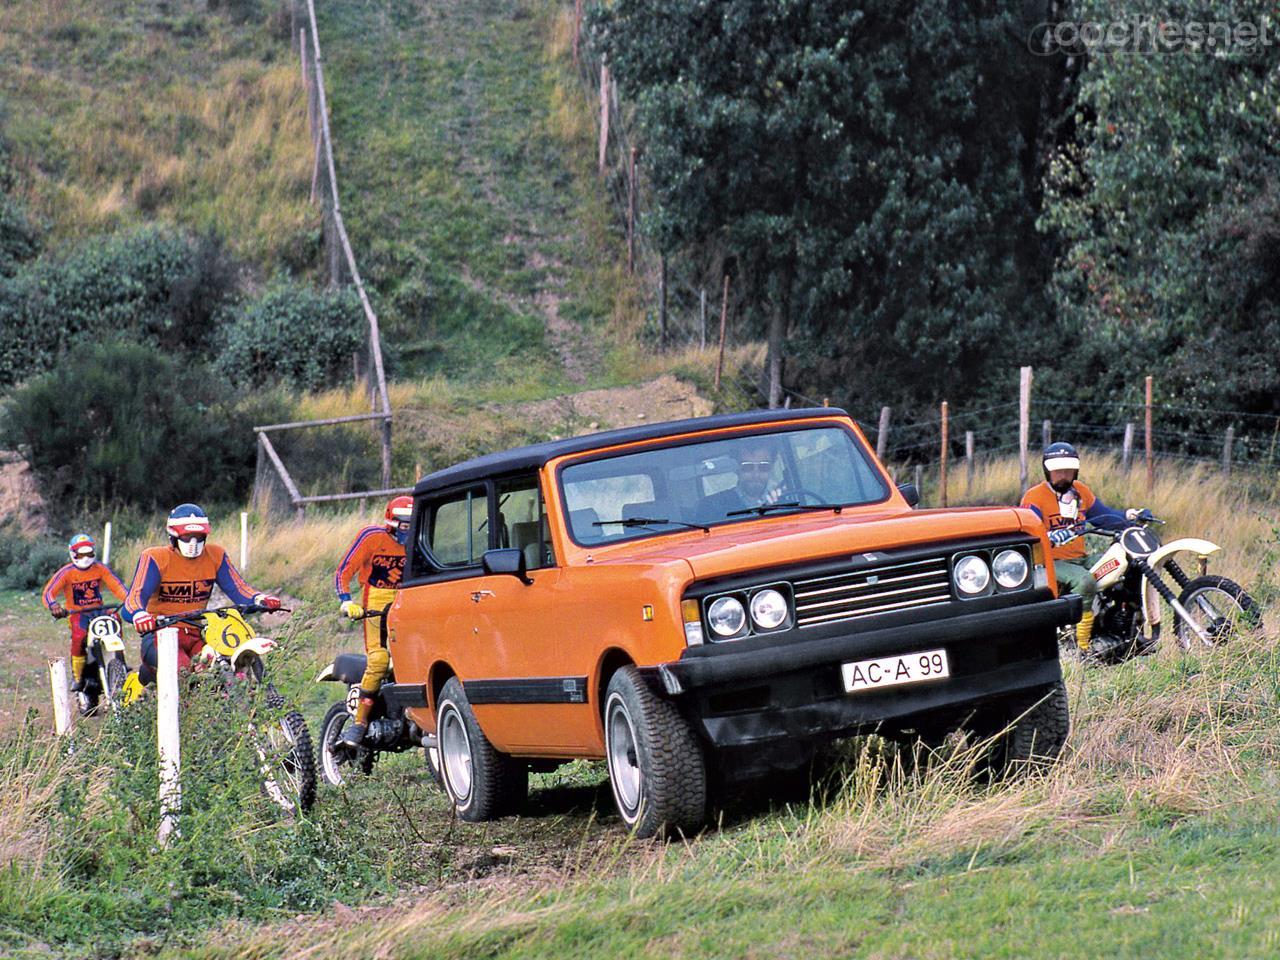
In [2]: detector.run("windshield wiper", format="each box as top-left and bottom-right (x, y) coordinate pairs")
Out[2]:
(593, 517), (711, 532)
(726, 502), (845, 518)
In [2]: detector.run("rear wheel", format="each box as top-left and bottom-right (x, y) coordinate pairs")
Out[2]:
(319, 702), (375, 786)
(1175, 576), (1262, 648)
(604, 666), (707, 838)
(436, 677), (526, 821)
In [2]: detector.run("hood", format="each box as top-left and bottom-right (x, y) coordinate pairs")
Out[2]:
(592, 506), (1030, 580)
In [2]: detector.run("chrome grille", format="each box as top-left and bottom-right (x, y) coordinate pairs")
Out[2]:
(792, 556), (952, 628)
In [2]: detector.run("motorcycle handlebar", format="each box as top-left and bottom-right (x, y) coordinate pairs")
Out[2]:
(153, 602), (291, 630)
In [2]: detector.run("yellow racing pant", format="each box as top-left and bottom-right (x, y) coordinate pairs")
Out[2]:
(359, 585), (395, 696)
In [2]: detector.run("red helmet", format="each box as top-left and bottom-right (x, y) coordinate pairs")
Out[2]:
(384, 496), (413, 531)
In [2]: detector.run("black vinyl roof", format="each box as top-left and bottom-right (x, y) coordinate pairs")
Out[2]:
(413, 406), (851, 495)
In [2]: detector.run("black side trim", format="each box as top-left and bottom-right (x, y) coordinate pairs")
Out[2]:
(381, 682), (429, 709)
(465, 677), (589, 705)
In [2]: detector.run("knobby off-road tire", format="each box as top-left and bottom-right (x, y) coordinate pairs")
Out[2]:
(604, 666), (707, 839)
(319, 702), (374, 786)
(259, 710), (318, 814)
(105, 656), (128, 706)
(437, 677), (527, 821)
(986, 681), (1070, 778)
(1175, 576), (1263, 648)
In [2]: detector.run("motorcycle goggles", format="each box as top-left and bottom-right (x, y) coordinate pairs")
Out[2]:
(71, 547), (96, 570)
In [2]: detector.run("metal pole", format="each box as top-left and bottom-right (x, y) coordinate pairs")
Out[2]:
(939, 401), (949, 508)
(1145, 375), (1154, 494)
(102, 521), (112, 567)
(965, 430), (974, 493)
(49, 658), (71, 737)
(240, 511), (249, 571)
(1019, 367), (1032, 494)
(876, 406), (891, 462)
(157, 628), (181, 847)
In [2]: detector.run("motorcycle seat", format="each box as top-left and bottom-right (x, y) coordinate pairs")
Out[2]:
(332, 653), (368, 684)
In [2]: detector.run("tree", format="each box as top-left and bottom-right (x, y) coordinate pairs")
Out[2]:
(595, 0), (1060, 413)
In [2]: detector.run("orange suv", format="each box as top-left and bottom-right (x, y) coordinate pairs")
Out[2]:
(387, 408), (1079, 837)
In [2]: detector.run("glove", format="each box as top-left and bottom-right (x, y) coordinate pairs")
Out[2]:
(50, 603), (68, 620)
(133, 611), (157, 635)
(254, 594), (282, 611)
(1048, 526), (1080, 547)
(340, 600), (364, 620)
(1125, 508), (1142, 521)
(196, 643), (217, 663)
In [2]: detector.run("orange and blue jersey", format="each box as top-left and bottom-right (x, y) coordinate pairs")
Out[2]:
(42, 561), (127, 613)
(334, 525), (405, 601)
(1020, 480), (1126, 561)
(123, 543), (259, 622)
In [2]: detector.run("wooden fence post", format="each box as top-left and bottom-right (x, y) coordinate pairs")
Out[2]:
(598, 64), (610, 175)
(876, 406), (891, 462)
(965, 430), (974, 493)
(48, 658), (71, 737)
(157, 628), (181, 847)
(1122, 422), (1134, 471)
(914, 464), (924, 501)
(699, 288), (707, 349)
(939, 401), (949, 508)
(1018, 367), (1032, 494)
(573, 0), (582, 66)
(1222, 426), (1234, 477)
(714, 274), (730, 389)
(1042, 419), (1052, 448)
(1152, 376), (1162, 496)
(658, 255), (668, 349)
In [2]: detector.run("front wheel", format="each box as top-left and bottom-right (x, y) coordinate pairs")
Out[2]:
(257, 710), (317, 814)
(983, 681), (1070, 778)
(436, 677), (526, 821)
(1175, 576), (1263, 648)
(105, 656), (128, 707)
(604, 666), (707, 839)
(319, 702), (374, 786)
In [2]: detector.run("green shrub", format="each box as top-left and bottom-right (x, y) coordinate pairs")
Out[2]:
(215, 280), (364, 391)
(0, 195), (38, 278)
(1, 340), (256, 509)
(0, 226), (239, 388)
(0, 526), (66, 590)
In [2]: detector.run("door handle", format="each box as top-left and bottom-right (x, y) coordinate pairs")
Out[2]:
(470, 590), (495, 603)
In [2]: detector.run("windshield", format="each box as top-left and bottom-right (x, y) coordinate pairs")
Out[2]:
(559, 425), (889, 546)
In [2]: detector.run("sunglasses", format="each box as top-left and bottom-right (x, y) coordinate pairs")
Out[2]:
(739, 460), (773, 472)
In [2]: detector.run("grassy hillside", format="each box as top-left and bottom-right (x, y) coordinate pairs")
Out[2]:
(0, 0), (312, 270)
(0, 454), (1276, 957)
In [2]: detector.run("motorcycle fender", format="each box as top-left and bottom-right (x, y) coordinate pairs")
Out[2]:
(346, 684), (360, 716)
(315, 661), (339, 683)
(103, 635), (125, 653)
(230, 637), (276, 671)
(1090, 542), (1128, 592)
(1147, 538), (1221, 572)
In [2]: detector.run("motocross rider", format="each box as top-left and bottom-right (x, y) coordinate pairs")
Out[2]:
(333, 495), (411, 747)
(1020, 442), (1142, 657)
(122, 503), (282, 684)
(42, 533), (128, 691)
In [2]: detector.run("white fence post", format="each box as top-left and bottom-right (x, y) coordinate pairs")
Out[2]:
(157, 627), (181, 848)
(1018, 366), (1033, 494)
(48, 658), (71, 737)
(102, 521), (112, 567)
(240, 511), (249, 571)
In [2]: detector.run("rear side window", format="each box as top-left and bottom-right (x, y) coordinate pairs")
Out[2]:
(418, 486), (489, 570)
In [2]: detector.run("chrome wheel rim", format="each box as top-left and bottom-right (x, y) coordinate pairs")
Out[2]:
(440, 704), (473, 804)
(320, 714), (352, 786)
(1184, 587), (1247, 644)
(605, 694), (642, 816)
(259, 722), (300, 813)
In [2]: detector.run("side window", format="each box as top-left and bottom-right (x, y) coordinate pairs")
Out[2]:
(494, 475), (555, 570)
(416, 486), (489, 571)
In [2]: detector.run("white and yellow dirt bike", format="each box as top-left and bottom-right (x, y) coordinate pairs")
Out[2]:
(315, 609), (441, 788)
(150, 603), (317, 814)
(76, 604), (130, 715)
(1067, 512), (1263, 664)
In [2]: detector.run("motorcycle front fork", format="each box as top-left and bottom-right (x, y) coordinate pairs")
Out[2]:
(1133, 558), (1211, 646)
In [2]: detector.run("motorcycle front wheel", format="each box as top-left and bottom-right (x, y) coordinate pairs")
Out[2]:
(319, 702), (374, 786)
(256, 710), (317, 815)
(105, 656), (128, 707)
(1175, 575), (1263, 648)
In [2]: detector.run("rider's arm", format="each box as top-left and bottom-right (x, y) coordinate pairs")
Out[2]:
(41, 564), (72, 611)
(1084, 496), (1128, 532)
(213, 549), (260, 606)
(101, 563), (128, 602)
(334, 528), (376, 602)
(122, 554), (161, 623)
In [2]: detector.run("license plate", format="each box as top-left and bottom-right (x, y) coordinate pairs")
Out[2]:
(842, 648), (950, 693)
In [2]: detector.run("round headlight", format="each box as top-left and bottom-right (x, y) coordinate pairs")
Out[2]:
(953, 555), (991, 596)
(749, 588), (789, 630)
(707, 596), (747, 637)
(992, 549), (1029, 589)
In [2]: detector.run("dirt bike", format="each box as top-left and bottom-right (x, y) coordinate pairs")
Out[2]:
(75, 604), (130, 715)
(1064, 512), (1263, 664)
(150, 603), (317, 814)
(315, 609), (440, 788)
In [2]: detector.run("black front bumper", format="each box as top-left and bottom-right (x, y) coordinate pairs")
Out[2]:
(652, 594), (1080, 748)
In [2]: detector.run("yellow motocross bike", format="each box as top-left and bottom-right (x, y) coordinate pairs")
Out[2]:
(75, 604), (130, 715)
(149, 603), (317, 814)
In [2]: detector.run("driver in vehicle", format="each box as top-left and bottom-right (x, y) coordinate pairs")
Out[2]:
(42, 533), (127, 691)
(1020, 442), (1142, 658)
(122, 503), (281, 685)
(702, 439), (789, 519)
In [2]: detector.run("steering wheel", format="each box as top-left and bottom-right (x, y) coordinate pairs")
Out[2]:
(769, 487), (828, 506)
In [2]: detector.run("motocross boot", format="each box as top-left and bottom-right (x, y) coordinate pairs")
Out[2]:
(70, 655), (87, 692)
(340, 694), (375, 748)
(1083, 633), (1126, 664)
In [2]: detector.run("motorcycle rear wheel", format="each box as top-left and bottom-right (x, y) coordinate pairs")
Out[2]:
(1175, 576), (1263, 648)
(319, 702), (375, 786)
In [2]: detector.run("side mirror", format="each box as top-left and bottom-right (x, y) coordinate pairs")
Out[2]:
(897, 482), (920, 508)
(482, 548), (532, 584)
